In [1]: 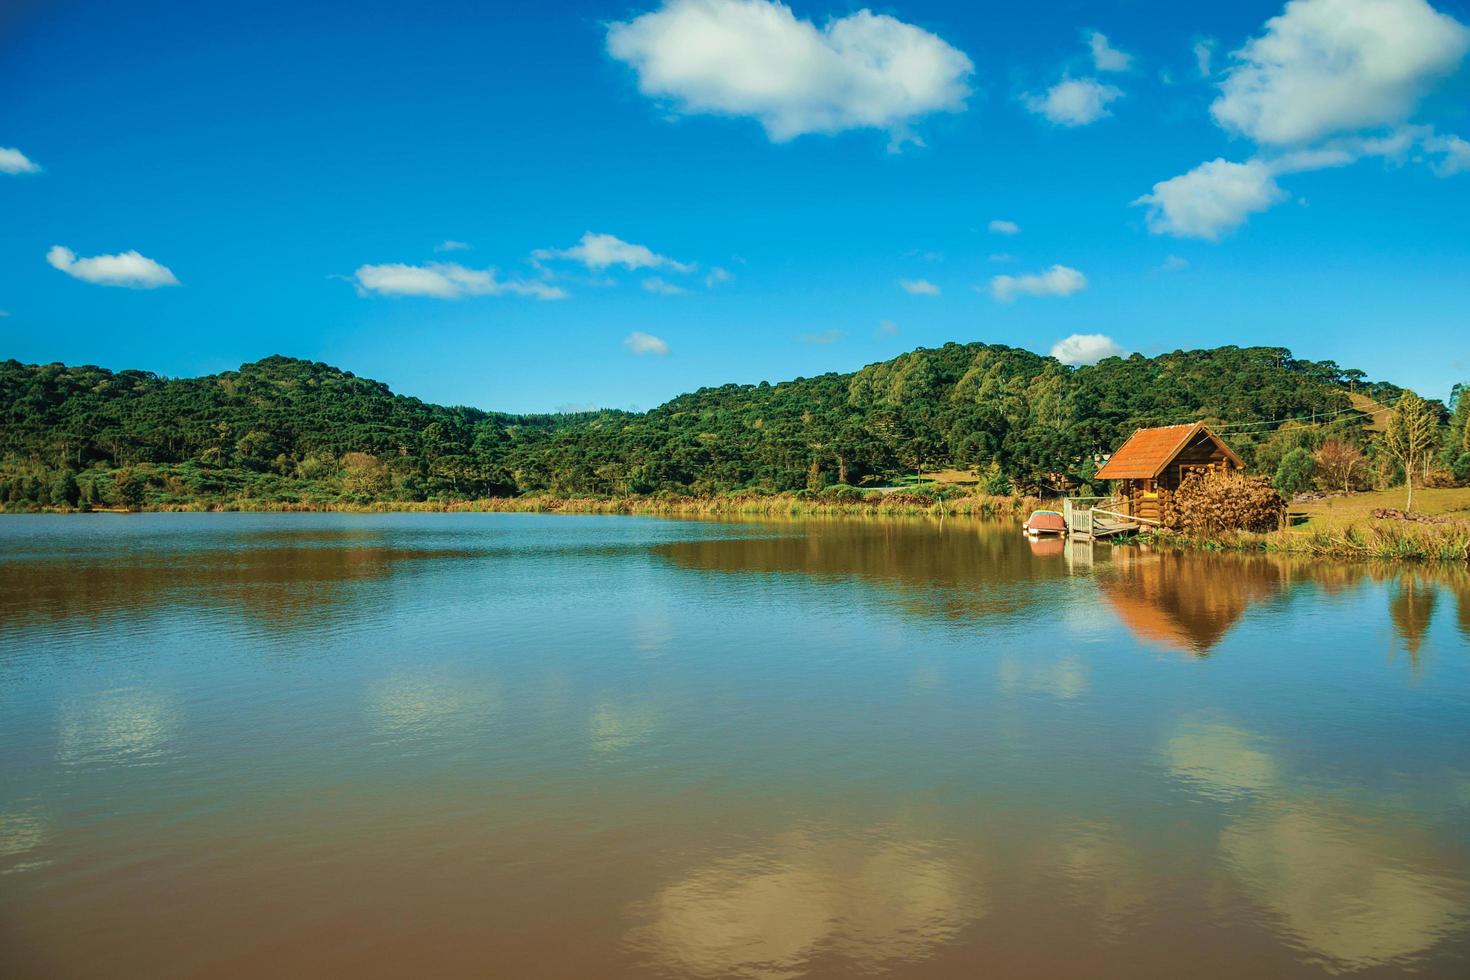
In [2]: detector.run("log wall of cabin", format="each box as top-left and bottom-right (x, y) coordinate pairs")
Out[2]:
(1120, 433), (1241, 522)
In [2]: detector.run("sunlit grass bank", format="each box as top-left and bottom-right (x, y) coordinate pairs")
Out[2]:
(26, 489), (1039, 519)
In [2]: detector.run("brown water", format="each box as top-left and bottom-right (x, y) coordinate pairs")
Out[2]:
(1, 513), (1468, 978)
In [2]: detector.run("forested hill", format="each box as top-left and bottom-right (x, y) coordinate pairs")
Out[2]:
(0, 344), (1413, 506)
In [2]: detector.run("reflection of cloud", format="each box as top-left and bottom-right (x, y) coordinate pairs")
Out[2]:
(1051, 820), (1151, 936)
(633, 613), (674, 656)
(58, 689), (178, 768)
(997, 656), (1087, 700)
(0, 810), (51, 873)
(629, 831), (982, 978)
(589, 702), (658, 753)
(1164, 718), (1276, 801)
(369, 673), (499, 739)
(1222, 803), (1465, 970)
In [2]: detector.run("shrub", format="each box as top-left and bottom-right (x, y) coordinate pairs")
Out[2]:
(1273, 447), (1316, 497)
(1163, 470), (1285, 535)
(1452, 452), (1470, 485)
(1423, 468), (1459, 489)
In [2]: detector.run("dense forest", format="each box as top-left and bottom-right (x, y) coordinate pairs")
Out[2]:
(0, 343), (1461, 510)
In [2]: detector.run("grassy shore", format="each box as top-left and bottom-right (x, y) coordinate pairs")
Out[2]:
(9, 490), (1039, 519)
(1138, 487), (1470, 563)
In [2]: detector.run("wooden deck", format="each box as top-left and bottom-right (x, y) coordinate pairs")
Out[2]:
(1062, 497), (1157, 540)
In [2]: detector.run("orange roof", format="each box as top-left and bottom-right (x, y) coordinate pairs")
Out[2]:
(1095, 423), (1242, 480)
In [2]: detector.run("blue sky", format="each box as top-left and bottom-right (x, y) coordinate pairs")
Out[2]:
(2, 0), (1468, 412)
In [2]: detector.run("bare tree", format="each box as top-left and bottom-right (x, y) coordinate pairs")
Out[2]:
(1381, 392), (1439, 510)
(1314, 439), (1364, 493)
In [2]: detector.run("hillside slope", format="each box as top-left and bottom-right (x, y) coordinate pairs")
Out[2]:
(0, 343), (1405, 506)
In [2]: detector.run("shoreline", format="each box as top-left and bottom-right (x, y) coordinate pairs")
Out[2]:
(6, 493), (1466, 563)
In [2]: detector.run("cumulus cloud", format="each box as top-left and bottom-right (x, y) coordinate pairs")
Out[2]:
(990, 264), (1087, 302)
(434, 239), (470, 252)
(988, 219), (1020, 234)
(1424, 133), (1470, 175)
(1160, 254), (1190, 272)
(0, 147), (41, 174)
(900, 278), (940, 295)
(1089, 31), (1133, 72)
(351, 262), (565, 300)
(704, 266), (732, 286)
(1025, 77), (1122, 126)
(625, 331), (671, 356)
(1133, 158), (1287, 240)
(1194, 39), (1216, 77)
(1211, 0), (1470, 146)
(800, 329), (843, 345)
(605, 0), (973, 145)
(46, 245), (179, 288)
(536, 231), (693, 273)
(877, 319), (899, 335)
(642, 276), (688, 295)
(1051, 333), (1124, 366)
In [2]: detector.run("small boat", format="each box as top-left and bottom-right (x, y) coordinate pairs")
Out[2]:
(1024, 509), (1066, 537)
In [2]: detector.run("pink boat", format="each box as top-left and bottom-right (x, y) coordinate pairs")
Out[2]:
(1024, 510), (1067, 536)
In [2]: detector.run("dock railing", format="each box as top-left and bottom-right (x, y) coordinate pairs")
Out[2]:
(1062, 496), (1112, 539)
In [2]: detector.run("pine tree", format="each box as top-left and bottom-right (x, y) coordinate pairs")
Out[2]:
(1381, 392), (1439, 510)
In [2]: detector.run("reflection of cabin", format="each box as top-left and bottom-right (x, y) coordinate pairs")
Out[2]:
(1094, 423), (1243, 524)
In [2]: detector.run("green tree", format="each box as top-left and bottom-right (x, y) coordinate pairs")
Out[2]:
(113, 468), (146, 510)
(1381, 391), (1440, 510)
(49, 469), (80, 507)
(1273, 448), (1316, 497)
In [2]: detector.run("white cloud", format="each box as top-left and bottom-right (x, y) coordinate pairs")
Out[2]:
(351, 262), (565, 300)
(434, 239), (470, 252)
(1211, 0), (1470, 146)
(899, 278), (940, 295)
(1089, 31), (1133, 72)
(990, 264), (1087, 302)
(877, 319), (899, 335)
(988, 219), (1020, 234)
(1160, 254), (1190, 272)
(800, 329), (843, 345)
(1051, 333), (1124, 365)
(625, 331), (671, 356)
(536, 231), (693, 273)
(1424, 133), (1470, 175)
(1025, 77), (1122, 126)
(704, 266), (732, 286)
(605, 0), (973, 145)
(1194, 39), (1216, 77)
(0, 147), (41, 174)
(642, 276), (688, 295)
(46, 245), (179, 288)
(1133, 158), (1287, 240)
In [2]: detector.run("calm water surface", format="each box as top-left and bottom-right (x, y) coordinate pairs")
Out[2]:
(2, 513), (1468, 978)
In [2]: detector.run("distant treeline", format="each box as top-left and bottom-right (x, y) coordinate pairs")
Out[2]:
(0, 344), (1447, 510)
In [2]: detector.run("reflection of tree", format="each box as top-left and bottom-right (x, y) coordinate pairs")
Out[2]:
(0, 539), (473, 635)
(628, 828), (983, 978)
(1098, 552), (1284, 654)
(1388, 574), (1439, 662)
(655, 520), (1067, 623)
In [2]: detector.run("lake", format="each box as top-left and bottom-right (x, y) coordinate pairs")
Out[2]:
(2, 513), (1468, 978)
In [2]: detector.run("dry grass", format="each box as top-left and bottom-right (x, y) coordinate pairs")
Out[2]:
(1290, 487), (1470, 529)
(1345, 390), (1390, 433)
(109, 491), (1039, 519)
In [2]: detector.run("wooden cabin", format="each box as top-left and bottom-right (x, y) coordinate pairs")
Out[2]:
(1094, 423), (1243, 523)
